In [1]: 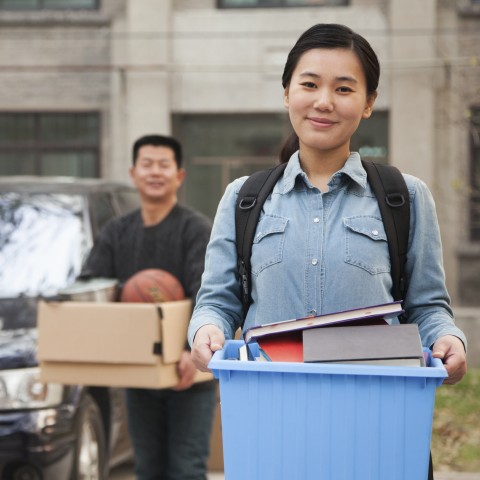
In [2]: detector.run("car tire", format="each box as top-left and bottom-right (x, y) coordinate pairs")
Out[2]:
(72, 393), (108, 480)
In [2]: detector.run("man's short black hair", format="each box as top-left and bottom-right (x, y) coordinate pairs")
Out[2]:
(132, 134), (183, 168)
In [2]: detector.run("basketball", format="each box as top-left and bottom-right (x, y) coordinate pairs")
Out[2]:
(120, 269), (185, 303)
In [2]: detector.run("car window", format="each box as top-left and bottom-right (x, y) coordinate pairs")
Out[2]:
(89, 192), (117, 236)
(0, 192), (88, 298)
(114, 190), (140, 216)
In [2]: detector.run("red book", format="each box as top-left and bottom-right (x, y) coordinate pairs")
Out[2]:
(256, 331), (303, 362)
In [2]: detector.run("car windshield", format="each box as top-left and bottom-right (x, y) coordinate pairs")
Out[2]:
(0, 192), (89, 298)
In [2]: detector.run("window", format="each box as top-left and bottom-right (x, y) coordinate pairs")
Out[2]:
(457, 0), (480, 17)
(218, 0), (347, 8)
(0, 0), (98, 10)
(88, 189), (140, 236)
(114, 190), (141, 216)
(470, 107), (480, 241)
(174, 111), (388, 220)
(173, 113), (291, 219)
(88, 192), (116, 236)
(0, 112), (100, 178)
(351, 111), (389, 165)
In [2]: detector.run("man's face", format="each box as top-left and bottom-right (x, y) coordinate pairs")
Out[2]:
(129, 145), (185, 203)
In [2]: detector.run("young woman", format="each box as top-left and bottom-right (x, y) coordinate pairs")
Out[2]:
(188, 24), (467, 385)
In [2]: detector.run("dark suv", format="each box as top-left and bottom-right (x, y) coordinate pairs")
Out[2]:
(0, 176), (139, 480)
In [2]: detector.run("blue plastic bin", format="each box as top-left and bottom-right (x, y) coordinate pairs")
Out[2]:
(209, 340), (447, 480)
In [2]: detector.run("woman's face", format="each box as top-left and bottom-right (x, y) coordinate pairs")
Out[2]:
(284, 47), (376, 160)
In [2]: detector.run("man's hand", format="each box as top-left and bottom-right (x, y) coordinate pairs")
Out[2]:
(191, 324), (225, 372)
(173, 350), (197, 391)
(432, 335), (467, 385)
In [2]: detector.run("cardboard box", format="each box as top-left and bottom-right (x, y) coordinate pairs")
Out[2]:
(37, 299), (213, 389)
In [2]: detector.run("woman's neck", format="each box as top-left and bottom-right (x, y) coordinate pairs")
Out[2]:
(299, 147), (350, 192)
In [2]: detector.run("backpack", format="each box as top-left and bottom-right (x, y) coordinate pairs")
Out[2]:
(235, 160), (410, 325)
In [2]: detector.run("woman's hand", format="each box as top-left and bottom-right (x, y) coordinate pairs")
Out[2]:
(432, 335), (467, 385)
(191, 324), (225, 372)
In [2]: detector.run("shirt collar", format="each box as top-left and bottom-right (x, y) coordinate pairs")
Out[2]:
(281, 151), (368, 194)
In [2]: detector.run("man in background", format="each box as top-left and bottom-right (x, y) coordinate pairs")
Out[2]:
(82, 134), (216, 480)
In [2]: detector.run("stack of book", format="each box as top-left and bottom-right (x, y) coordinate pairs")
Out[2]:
(240, 302), (426, 367)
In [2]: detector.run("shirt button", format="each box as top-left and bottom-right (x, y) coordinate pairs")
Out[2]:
(309, 309), (317, 316)
(372, 229), (379, 236)
(314, 217), (320, 223)
(312, 258), (318, 265)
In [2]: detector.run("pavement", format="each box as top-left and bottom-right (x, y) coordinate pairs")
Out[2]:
(109, 462), (479, 480)
(108, 462), (224, 479)
(435, 474), (480, 480)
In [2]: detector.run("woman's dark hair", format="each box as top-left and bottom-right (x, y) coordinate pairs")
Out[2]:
(132, 134), (183, 168)
(279, 23), (380, 163)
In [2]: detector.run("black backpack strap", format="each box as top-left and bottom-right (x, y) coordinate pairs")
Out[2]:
(235, 163), (287, 323)
(362, 160), (410, 317)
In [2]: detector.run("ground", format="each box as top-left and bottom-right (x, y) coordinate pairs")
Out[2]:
(432, 368), (480, 472)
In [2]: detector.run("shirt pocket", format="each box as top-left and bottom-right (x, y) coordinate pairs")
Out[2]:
(251, 214), (288, 276)
(344, 216), (390, 275)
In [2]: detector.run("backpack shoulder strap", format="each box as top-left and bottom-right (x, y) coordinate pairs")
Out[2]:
(362, 160), (410, 315)
(235, 163), (287, 320)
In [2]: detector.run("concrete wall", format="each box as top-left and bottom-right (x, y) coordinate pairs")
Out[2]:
(389, 0), (437, 185)
(433, 0), (480, 306)
(109, 0), (173, 181)
(0, 1), (120, 180)
(170, 2), (389, 113)
(106, 0), (390, 178)
(454, 308), (480, 367)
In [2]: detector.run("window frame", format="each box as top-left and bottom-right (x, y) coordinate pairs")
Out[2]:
(173, 110), (387, 219)
(0, 111), (101, 177)
(469, 105), (480, 242)
(216, 0), (348, 9)
(0, 0), (99, 11)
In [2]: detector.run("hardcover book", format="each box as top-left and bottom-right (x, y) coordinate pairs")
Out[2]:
(255, 331), (304, 362)
(302, 323), (425, 367)
(244, 301), (402, 344)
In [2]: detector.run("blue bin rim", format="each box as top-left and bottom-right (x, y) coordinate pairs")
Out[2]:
(209, 340), (447, 383)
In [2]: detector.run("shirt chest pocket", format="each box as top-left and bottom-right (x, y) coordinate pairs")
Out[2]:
(344, 216), (390, 275)
(251, 214), (288, 276)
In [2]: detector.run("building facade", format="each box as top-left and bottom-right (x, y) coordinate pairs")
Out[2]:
(0, 0), (479, 305)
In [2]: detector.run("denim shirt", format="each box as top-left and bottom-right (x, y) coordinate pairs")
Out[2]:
(188, 152), (467, 350)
